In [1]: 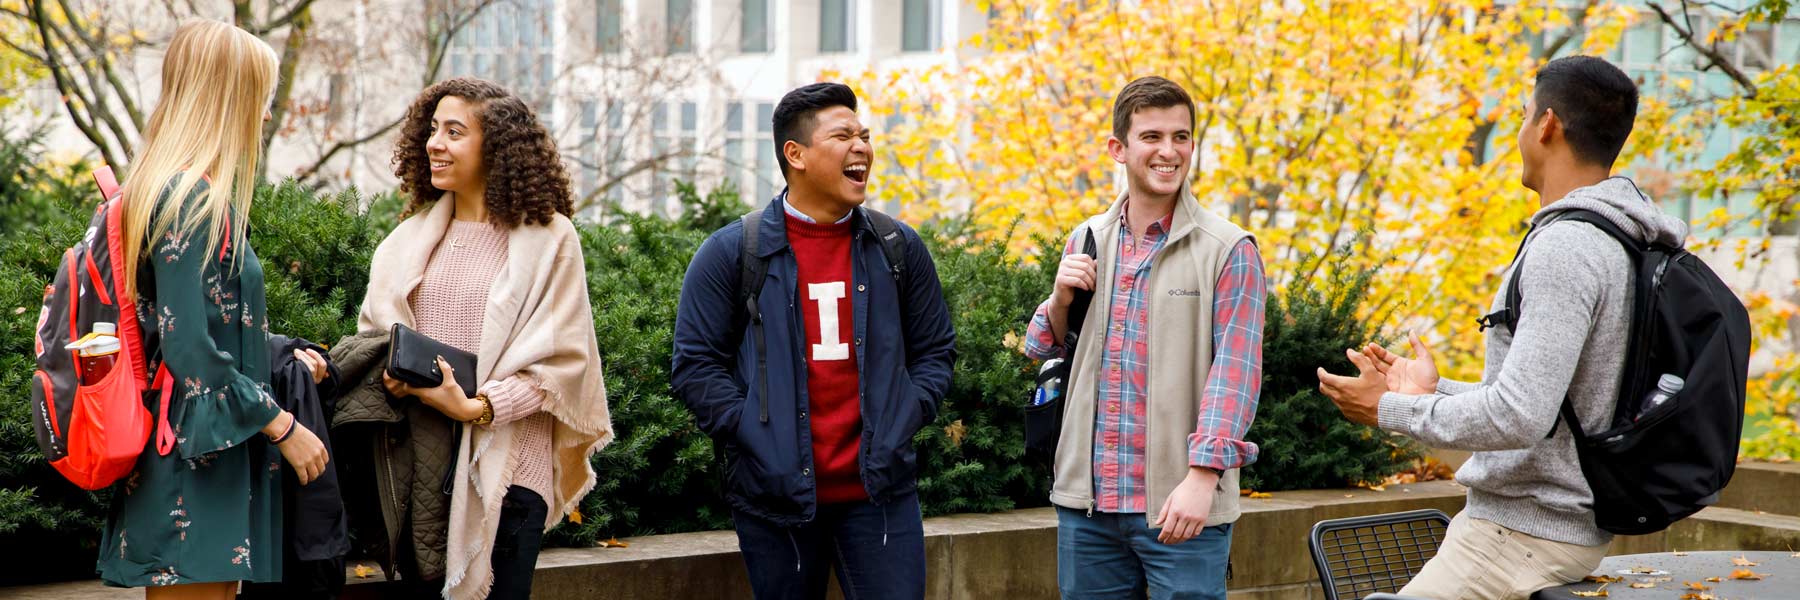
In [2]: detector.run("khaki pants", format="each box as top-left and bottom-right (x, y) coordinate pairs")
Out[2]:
(1398, 513), (1609, 600)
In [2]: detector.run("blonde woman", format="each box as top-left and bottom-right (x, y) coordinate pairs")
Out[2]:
(97, 20), (329, 598)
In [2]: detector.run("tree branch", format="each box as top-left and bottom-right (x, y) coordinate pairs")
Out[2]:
(261, 6), (310, 172)
(25, 0), (122, 167)
(1649, 1), (1759, 97)
(53, 0), (146, 130)
(248, 0), (321, 36)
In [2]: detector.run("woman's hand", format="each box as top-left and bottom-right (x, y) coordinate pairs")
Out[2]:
(263, 412), (329, 484)
(294, 348), (329, 384)
(277, 423), (330, 484)
(383, 356), (483, 422)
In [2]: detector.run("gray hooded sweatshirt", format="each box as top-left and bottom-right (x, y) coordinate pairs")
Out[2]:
(1376, 177), (1690, 547)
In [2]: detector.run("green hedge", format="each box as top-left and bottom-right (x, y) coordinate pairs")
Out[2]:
(0, 146), (1415, 584)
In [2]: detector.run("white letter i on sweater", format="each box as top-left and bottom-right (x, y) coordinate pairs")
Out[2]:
(809, 281), (850, 361)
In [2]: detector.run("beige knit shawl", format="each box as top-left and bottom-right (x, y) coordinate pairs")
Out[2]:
(358, 198), (612, 599)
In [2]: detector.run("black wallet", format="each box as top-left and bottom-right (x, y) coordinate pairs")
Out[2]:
(387, 323), (478, 399)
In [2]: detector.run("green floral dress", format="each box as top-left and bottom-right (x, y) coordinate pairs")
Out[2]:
(97, 183), (284, 587)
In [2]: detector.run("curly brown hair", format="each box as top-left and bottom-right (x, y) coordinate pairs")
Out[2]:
(391, 77), (573, 228)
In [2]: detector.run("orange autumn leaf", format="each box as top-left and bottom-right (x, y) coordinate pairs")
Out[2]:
(1248, 492), (1273, 499)
(598, 537), (630, 548)
(1732, 555), (1760, 567)
(1730, 568), (1766, 580)
(1582, 575), (1623, 583)
(352, 564), (375, 579)
(1628, 581), (1656, 589)
(567, 508), (583, 524)
(1684, 581), (1711, 590)
(1679, 594), (1716, 600)
(1705, 577), (1723, 582)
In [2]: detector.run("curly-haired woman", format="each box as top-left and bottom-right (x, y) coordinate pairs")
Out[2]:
(357, 77), (612, 600)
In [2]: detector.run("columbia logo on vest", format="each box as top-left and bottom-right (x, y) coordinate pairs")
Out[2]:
(1167, 289), (1205, 297)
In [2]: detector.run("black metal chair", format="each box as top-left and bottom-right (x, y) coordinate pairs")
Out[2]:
(1309, 509), (1451, 600)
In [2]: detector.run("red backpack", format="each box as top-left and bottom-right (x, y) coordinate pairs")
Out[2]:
(29, 167), (216, 489)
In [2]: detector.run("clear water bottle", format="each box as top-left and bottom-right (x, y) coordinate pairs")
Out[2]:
(1639, 374), (1683, 420)
(1033, 358), (1065, 406)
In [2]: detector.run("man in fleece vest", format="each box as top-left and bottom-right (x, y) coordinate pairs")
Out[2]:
(1023, 75), (1267, 599)
(1318, 56), (1690, 600)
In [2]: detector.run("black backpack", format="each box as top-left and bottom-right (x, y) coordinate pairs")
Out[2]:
(736, 207), (908, 424)
(1480, 205), (1751, 535)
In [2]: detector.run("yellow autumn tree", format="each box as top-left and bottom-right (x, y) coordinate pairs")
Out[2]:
(841, 0), (1638, 379)
(844, 0), (1798, 458)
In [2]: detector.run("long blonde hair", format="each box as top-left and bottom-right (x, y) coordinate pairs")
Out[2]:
(120, 20), (278, 298)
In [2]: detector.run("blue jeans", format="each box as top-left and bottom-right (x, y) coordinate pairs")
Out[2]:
(1056, 506), (1234, 600)
(732, 492), (926, 600)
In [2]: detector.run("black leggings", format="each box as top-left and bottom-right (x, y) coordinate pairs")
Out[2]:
(487, 485), (549, 600)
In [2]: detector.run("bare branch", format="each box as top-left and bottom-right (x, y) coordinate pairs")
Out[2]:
(261, 6), (310, 179)
(1648, 1), (1759, 97)
(248, 0), (321, 36)
(292, 116), (403, 183)
(24, 0), (123, 167)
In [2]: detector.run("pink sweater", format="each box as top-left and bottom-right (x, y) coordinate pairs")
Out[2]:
(410, 219), (555, 509)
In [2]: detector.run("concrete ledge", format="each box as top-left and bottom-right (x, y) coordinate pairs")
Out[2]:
(1715, 461), (1800, 517)
(12, 475), (1794, 600)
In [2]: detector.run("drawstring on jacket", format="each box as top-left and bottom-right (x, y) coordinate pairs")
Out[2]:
(787, 529), (802, 573)
(881, 502), (890, 547)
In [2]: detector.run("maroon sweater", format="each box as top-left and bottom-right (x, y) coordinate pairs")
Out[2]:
(786, 213), (867, 504)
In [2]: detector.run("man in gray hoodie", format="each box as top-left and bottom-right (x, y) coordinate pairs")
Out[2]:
(1317, 55), (1690, 600)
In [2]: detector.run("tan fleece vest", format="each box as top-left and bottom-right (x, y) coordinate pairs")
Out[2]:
(1049, 185), (1253, 527)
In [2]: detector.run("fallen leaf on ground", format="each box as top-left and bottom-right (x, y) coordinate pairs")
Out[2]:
(352, 564), (374, 578)
(1626, 566), (1659, 574)
(1248, 491), (1272, 499)
(1239, 489), (1253, 496)
(1684, 581), (1711, 590)
(1679, 593), (1716, 600)
(1733, 555), (1760, 566)
(1628, 581), (1656, 589)
(1583, 575), (1623, 583)
(1705, 577), (1722, 582)
(568, 508), (582, 524)
(1647, 577), (1672, 583)
(598, 538), (629, 548)
(1570, 582), (1610, 597)
(1672, 550), (1688, 556)
(1343, 494), (1355, 498)
(1730, 568), (1766, 580)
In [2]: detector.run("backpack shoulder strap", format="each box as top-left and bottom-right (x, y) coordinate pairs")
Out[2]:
(862, 208), (907, 283)
(738, 211), (772, 424)
(1064, 227), (1099, 349)
(739, 212), (768, 311)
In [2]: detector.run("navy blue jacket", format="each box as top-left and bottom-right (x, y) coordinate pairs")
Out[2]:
(672, 199), (957, 526)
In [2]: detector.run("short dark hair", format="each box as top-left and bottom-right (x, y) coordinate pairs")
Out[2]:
(772, 82), (859, 178)
(1111, 76), (1196, 143)
(1532, 56), (1639, 167)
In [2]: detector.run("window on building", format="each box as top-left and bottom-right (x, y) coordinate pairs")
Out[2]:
(903, 0), (941, 52)
(668, 0), (694, 54)
(446, 0), (555, 118)
(756, 102), (777, 201)
(597, 0), (623, 53)
(820, 0), (856, 53)
(742, 0), (771, 53)
(1622, 21), (1662, 67)
(651, 101), (699, 216)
